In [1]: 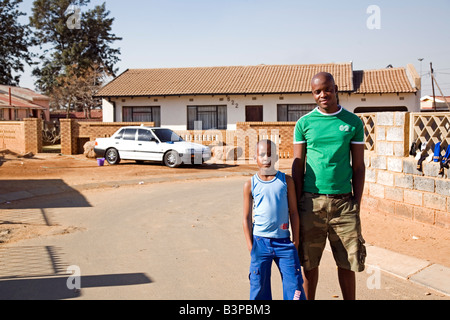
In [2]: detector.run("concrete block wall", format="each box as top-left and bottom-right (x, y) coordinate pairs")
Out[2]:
(362, 112), (449, 229)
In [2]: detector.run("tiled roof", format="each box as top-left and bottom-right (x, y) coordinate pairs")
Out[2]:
(0, 85), (49, 110)
(0, 93), (46, 109)
(96, 63), (354, 97)
(353, 67), (417, 94)
(0, 85), (49, 102)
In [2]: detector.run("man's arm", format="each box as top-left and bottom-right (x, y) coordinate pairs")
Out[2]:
(243, 180), (254, 253)
(350, 144), (366, 206)
(286, 175), (300, 250)
(292, 143), (306, 206)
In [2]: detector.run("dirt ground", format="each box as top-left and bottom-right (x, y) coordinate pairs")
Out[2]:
(1, 150), (449, 267)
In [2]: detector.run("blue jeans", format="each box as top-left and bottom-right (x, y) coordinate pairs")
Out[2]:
(249, 236), (306, 300)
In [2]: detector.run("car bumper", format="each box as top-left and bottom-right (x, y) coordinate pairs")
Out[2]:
(94, 147), (106, 158)
(180, 152), (211, 164)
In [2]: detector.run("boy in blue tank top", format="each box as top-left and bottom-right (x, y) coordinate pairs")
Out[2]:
(243, 140), (306, 300)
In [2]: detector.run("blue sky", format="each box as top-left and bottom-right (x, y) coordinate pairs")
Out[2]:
(17, 0), (450, 97)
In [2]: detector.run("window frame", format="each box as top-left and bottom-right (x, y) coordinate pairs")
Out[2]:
(187, 105), (227, 130)
(277, 104), (316, 122)
(123, 106), (161, 127)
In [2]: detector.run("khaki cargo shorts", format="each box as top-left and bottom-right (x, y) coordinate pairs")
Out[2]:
(298, 193), (366, 272)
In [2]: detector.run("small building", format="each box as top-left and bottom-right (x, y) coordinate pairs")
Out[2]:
(95, 62), (420, 131)
(0, 85), (50, 121)
(420, 95), (450, 112)
(50, 109), (103, 123)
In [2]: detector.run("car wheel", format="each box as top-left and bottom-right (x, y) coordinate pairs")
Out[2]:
(105, 148), (121, 165)
(163, 150), (181, 168)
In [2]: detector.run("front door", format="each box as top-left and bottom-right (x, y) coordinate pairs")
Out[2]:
(245, 106), (263, 122)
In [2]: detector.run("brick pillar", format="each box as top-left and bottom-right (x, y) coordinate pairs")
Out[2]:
(24, 118), (42, 154)
(60, 119), (75, 155)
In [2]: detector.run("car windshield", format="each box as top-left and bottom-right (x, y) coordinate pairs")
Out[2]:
(152, 128), (184, 142)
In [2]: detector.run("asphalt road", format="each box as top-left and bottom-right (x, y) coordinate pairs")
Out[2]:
(0, 176), (448, 301)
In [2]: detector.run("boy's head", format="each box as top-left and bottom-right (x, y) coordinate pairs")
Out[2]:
(255, 139), (278, 175)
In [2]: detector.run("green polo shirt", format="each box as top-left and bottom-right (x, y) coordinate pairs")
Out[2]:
(294, 106), (364, 194)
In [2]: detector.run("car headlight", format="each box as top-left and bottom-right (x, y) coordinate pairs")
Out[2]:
(202, 147), (211, 156)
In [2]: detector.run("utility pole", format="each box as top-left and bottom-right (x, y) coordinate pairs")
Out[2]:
(431, 72), (450, 111)
(430, 62), (436, 111)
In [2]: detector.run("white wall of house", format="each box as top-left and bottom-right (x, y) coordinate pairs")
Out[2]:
(102, 91), (420, 130)
(344, 92), (420, 112)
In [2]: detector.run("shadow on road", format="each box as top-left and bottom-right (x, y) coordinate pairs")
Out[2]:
(0, 273), (153, 300)
(0, 179), (92, 210)
(0, 246), (152, 300)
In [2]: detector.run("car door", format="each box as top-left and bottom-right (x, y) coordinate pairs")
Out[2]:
(117, 128), (138, 159)
(135, 128), (163, 161)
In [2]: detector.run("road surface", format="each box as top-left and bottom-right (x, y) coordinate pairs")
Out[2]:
(0, 176), (448, 301)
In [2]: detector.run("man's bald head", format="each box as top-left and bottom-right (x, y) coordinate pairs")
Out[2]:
(311, 72), (336, 87)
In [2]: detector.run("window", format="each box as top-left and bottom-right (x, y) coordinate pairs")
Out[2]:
(152, 128), (183, 142)
(122, 128), (137, 140)
(123, 106), (161, 127)
(115, 129), (125, 139)
(138, 129), (156, 142)
(187, 105), (227, 130)
(277, 104), (316, 122)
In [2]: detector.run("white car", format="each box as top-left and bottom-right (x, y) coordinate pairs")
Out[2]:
(94, 126), (211, 168)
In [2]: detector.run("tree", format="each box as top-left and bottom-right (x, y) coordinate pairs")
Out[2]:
(30, 0), (121, 112)
(50, 64), (107, 117)
(0, 0), (34, 86)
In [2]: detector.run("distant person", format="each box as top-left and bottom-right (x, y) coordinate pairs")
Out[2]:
(243, 140), (306, 300)
(292, 72), (366, 300)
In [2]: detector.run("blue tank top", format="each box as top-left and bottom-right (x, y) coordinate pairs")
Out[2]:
(251, 171), (290, 239)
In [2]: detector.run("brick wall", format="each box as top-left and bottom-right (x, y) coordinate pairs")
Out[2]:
(235, 122), (295, 159)
(0, 119), (42, 154)
(60, 120), (154, 155)
(24, 118), (43, 154)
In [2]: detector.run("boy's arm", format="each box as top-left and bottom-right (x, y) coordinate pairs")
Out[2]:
(243, 179), (254, 253)
(286, 175), (300, 250)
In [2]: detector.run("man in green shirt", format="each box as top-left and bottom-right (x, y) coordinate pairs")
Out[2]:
(292, 72), (366, 300)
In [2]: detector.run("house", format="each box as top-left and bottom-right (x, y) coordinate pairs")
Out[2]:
(420, 95), (450, 112)
(95, 62), (420, 131)
(0, 85), (50, 121)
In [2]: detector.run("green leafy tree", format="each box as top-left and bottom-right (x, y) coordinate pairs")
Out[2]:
(30, 0), (121, 111)
(0, 0), (34, 85)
